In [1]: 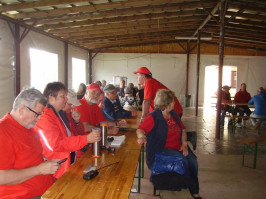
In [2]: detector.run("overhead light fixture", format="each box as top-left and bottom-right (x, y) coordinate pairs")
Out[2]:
(175, 37), (212, 41)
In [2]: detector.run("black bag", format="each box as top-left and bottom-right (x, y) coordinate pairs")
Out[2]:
(151, 172), (194, 191)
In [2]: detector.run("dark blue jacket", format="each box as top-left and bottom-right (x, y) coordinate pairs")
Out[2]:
(146, 108), (183, 169)
(102, 97), (132, 121)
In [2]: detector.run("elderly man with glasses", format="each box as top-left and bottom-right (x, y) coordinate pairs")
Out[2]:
(0, 88), (59, 199)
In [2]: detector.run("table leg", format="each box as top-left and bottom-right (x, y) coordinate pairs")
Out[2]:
(141, 146), (145, 178)
(138, 152), (141, 193)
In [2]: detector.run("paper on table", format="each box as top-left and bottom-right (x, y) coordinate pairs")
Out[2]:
(108, 135), (126, 147)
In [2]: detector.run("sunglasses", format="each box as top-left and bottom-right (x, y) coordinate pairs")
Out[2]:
(25, 106), (42, 117)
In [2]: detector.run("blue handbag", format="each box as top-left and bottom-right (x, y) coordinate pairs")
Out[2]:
(150, 152), (185, 180)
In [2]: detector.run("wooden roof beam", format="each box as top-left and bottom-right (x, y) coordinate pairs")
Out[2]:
(58, 23), (198, 38)
(48, 16), (203, 34)
(192, 1), (221, 37)
(0, 0), (103, 12)
(25, 1), (216, 25)
(39, 11), (206, 30)
(66, 27), (197, 42)
(7, 0), (194, 19)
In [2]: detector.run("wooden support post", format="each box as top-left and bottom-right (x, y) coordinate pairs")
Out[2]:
(89, 50), (92, 84)
(195, 31), (201, 116)
(185, 41), (190, 97)
(15, 23), (20, 96)
(215, 0), (226, 139)
(64, 41), (68, 87)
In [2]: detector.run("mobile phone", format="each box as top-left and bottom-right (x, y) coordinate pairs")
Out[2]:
(58, 158), (68, 165)
(83, 165), (97, 173)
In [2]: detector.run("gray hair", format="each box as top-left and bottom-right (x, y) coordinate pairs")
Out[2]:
(13, 87), (47, 110)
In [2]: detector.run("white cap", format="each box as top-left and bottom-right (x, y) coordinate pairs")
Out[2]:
(67, 89), (81, 106)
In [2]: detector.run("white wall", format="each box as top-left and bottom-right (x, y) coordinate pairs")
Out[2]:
(93, 53), (266, 107)
(0, 19), (15, 117)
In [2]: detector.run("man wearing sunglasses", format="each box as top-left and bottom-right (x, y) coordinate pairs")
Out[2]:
(0, 88), (59, 199)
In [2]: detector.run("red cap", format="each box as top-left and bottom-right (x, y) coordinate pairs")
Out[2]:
(133, 67), (152, 75)
(87, 83), (101, 91)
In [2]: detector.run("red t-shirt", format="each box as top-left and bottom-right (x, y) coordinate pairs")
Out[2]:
(0, 113), (55, 199)
(234, 90), (251, 103)
(76, 98), (106, 126)
(144, 78), (183, 114)
(138, 114), (185, 150)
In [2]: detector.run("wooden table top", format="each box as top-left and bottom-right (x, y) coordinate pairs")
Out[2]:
(222, 102), (254, 107)
(121, 111), (141, 130)
(42, 130), (141, 199)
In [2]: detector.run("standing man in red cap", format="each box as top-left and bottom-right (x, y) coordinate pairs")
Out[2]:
(134, 67), (183, 121)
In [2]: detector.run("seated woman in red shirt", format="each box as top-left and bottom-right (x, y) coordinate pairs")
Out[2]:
(136, 89), (201, 199)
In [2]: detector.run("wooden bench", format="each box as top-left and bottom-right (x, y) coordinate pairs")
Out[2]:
(225, 114), (250, 134)
(237, 134), (266, 169)
(249, 116), (266, 134)
(159, 189), (191, 199)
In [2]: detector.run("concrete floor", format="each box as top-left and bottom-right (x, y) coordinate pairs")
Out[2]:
(130, 107), (266, 199)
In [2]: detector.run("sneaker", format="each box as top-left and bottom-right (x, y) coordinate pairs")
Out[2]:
(236, 123), (242, 128)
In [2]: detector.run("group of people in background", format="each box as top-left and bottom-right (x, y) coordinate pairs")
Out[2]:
(0, 66), (203, 198)
(220, 83), (266, 129)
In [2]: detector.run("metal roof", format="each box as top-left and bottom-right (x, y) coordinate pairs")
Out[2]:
(1, 0), (266, 51)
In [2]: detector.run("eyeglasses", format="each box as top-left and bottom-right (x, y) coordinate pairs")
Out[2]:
(25, 106), (42, 117)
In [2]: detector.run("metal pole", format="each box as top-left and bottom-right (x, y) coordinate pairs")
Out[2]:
(195, 31), (201, 116)
(64, 41), (68, 87)
(15, 23), (20, 96)
(185, 41), (190, 96)
(215, 0), (226, 139)
(89, 50), (92, 84)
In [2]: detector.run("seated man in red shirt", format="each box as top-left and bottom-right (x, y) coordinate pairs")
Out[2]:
(234, 83), (252, 128)
(76, 83), (123, 134)
(35, 82), (101, 179)
(0, 88), (59, 199)
(134, 67), (183, 122)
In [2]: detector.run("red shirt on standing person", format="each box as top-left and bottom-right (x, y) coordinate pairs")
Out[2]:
(144, 77), (183, 115)
(134, 67), (183, 120)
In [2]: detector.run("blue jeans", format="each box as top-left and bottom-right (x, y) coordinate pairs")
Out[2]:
(161, 147), (199, 194)
(236, 106), (251, 123)
(220, 110), (226, 126)
(250, 113), (266, 125)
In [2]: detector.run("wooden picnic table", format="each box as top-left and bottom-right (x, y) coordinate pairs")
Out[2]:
(42, 121), (141, 199)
